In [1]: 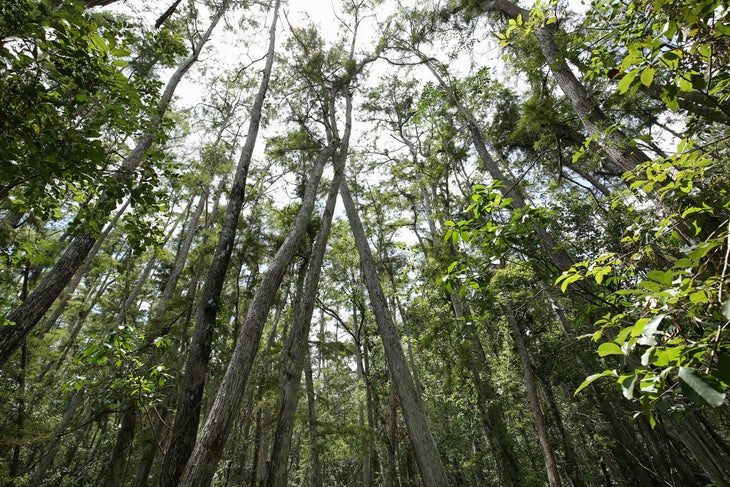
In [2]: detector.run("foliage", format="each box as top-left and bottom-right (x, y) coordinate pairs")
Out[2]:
(582, 0), (730, 112)
(561, 140), (729, 424)
(0, 0), (155, 224)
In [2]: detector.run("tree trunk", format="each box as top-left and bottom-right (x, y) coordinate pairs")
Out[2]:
(478, 0), (649, 174)
(159, 4), (279, 485)
(265, 163), (344, 487)
(42, 198), (129, 334)
(100, 406), (137, 487)
(29, 389), (84, 487)
(503, 298), (562, 487)
(340, 179), (449, 486)
(177, 100), (334, 487)
(0, 4), (228, 367)
(454, 297), (520, 487)
(304, 355), (322, 487)
(538, 375), (586, 487)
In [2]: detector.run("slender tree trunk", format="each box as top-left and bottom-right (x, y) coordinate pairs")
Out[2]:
(453, 295), (520, 487)
(420, 57), (574, 273)
(340, 179), (449, 486)
(42, 198), (130, 334)
(265, 166), (344, 487)
(8, 339), (27, 485)
(177, 119), (332, 487)
(503, 298), (562, 487)
(29, 390), (84, 487)
(538, 376), (586, 487)
(478, 0), (649, 173)
(0, 4), (228, 367)
(100, 407), (137, 487)
(159, 5), (280, 485)
(304, 355), (322, 487)
(383, 381), (399, 487)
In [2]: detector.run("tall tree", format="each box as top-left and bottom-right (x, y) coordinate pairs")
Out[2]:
(0, 0), (231, 367)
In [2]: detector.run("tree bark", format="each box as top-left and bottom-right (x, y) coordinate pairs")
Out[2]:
(158, 4), (280, 485)
(304, 355), (322, 487)
(478, 0), (649, 173)
(503, 298), (562, 487)
(265, 167), (344, 487)
(452, 295), (520, 487)
(0, 4), (228, 367)
(100, 406), (137, 487)
(340, 179), (449, 486)
(177, 96), (334, 487)
(29, 390), (84, 487)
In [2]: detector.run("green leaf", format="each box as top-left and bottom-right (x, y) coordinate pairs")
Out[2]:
(618, 68), (640, 94)
(619, 371), (638, 399)
(556, 272), (583, 292)
(689, 290), (708, 304)
(640, 66), (655, 86)
(647, 269), (673, 286)
(678, 367), (726, 407)
(714, 355), (730, 385)
(598, 342), (624, 357)
(575, 369), (617, 395)
(651, 346), (682, 367)
(638, 314), (665, 346)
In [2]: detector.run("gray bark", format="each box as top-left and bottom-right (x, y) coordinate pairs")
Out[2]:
(0, 5), (227, 367)
(503, 298), (562, 487)
(479, 0), (649, 173)
(304, 354), (322, 487)
(29, 390), (84, 487)
(100, 407), (137, 487)
(177, 110), (333, 487)
(158, 4), (280, 485)
(340, 179), (449, 486)
(265, 164), (345, 487)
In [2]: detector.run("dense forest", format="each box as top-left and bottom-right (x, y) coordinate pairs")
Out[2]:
(1, 0), (729, 485)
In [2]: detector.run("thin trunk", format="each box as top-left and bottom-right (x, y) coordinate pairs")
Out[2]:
(159, 5), (279, 485)
(304, 355), (322, 487)
(340, 179), (449, 486)
(42, 198), (130, 334)
(100, 407), (137, 487)
(265, 168), (344, 487)
(29, 390), (84, 487)
(538, 376), (586, 487)
(133, 404), (171, 487)
(117, 251), (156, 326)
(421, 57), (574, 272)
(0, 5), (227, 367)
(8, 339), (27, 484)
(479, 0), (649, 173)
(383, 381), (399, 487)
(454, 296), (520, 487)
(503, 298), (562, 487)
(178, 121), (332, 487)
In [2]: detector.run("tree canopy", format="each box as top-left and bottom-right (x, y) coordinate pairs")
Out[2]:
(1, 0), (728, 486)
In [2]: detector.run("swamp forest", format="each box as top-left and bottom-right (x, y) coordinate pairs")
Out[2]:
(1, 0), (730, 485)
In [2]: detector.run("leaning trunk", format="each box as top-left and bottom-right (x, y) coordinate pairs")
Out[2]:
(478, 0), (649, 173)
(0, 4), (228, 367)
(177, 130), (332, 486)
(340, 179), (449, 487)
(158, 4), (280, 485)
(265, 165), (344, 487)
(503, 298), (562, 487)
